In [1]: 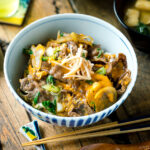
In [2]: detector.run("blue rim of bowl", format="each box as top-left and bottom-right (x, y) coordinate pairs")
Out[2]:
(113, 0), (150, 39)
(4, 13), (138, 124)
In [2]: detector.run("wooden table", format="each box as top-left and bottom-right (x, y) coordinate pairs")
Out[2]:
(0, 0), (150, 149)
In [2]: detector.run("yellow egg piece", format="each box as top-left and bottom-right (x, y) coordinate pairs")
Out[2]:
(87, 86), (117, 112)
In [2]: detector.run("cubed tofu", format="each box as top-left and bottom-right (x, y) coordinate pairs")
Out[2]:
(140, 11), (150, 24)
(135, 0), (150, 11)
(124, 8), (140, 26)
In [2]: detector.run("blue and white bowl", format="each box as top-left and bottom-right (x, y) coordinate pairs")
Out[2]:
(4, 14), (138, 127)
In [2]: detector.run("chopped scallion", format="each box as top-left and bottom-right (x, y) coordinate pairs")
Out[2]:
(33, 92), (40, 105)
(91, 101), (96, 111)
(46, 75), (55, 85)
(42, 99), (57, 114)
(54, 48), (61, 54)
(42, 56), (49, 61)
(53, 48), (61, 60)
(96, 48), (100, 52)
(82, 53), (86, 58)
(97, 49), (103, 58)
(23, 48), (33, 55)
(60, 32), (64, 37)
(86, 80), (94, 85)
(42, 84), (60, 93)
(96, 67), (106, 75)
(136, 22), (149, 35)
(92, 43), (96, 46)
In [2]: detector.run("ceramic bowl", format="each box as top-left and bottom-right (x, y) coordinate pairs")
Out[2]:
(4, 14), (138, 127)
(114, 0), (150, 52)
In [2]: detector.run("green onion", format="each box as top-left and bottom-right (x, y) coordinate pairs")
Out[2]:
(96, 48), (100, 52)
(33, 92), (40, 105)
(82, 53), (86, 58)
(54, 48), (61, 54)
(42, 84), (60, 93)
(97, 49), (103, 58)
(46, 75), (55, 85)
(53, 48), (61, 60)
(51, 85), (60, 93)
(23, 48), (33, 55)
(54, 99), (57, 108)
(24, 69), (29, 76)
(86, 80), (94, 85)
(136, 22), (149, 35)
(42, 56), (49, 61)
(53, 55), (57, 60)
(96, 67), (106, 75)
(42, 101), (50, 107)
(42, 99), (57, 114)
(94, 105), (96, 111)
(91, 101), (96, 111)
(60, 32), (64, 37)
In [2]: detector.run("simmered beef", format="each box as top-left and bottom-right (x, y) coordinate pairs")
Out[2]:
(59, 44), (68, 58)
(41, 62), (51, 72)
(49, 65), (65, 81)
(116, 70), (131, 95)
(68, 101), (94, 117)
(67, 41), (78, 55)
(19, 77), (53, 103)
(88, 45), (100, 58)
(110, 53), (127, 82)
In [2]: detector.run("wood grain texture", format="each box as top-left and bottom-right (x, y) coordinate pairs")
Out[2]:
(0, 0), (150, 149)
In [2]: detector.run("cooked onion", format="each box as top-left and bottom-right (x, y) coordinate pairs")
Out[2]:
(56, 32), (93, 46)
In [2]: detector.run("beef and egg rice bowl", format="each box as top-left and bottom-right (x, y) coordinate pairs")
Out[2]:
(18, 31), (131, 117)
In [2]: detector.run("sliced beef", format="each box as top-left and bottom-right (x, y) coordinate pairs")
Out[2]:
(49, 65), (65, 81)
(41, 61), (51, 72)
(118, 53), (127, 68)
(61, 89), (72, 93)
(82, 43), (88, 49)
(19, 77), (53, 103)
(67, 41), (78, 55)
(88, 44), (107, 63)
(110, 53), (127, 82)
(59, 45), (67, 58)
(67, 80), (80, 90)
(20, 77), (37, 92)
(91, 57), (107, 64)
(68, 101), (94, 117)
(88, 45), (100, 58)
(116, 70), (131, 95)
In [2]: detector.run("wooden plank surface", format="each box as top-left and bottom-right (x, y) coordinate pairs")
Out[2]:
(0, 0), (150, 150)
